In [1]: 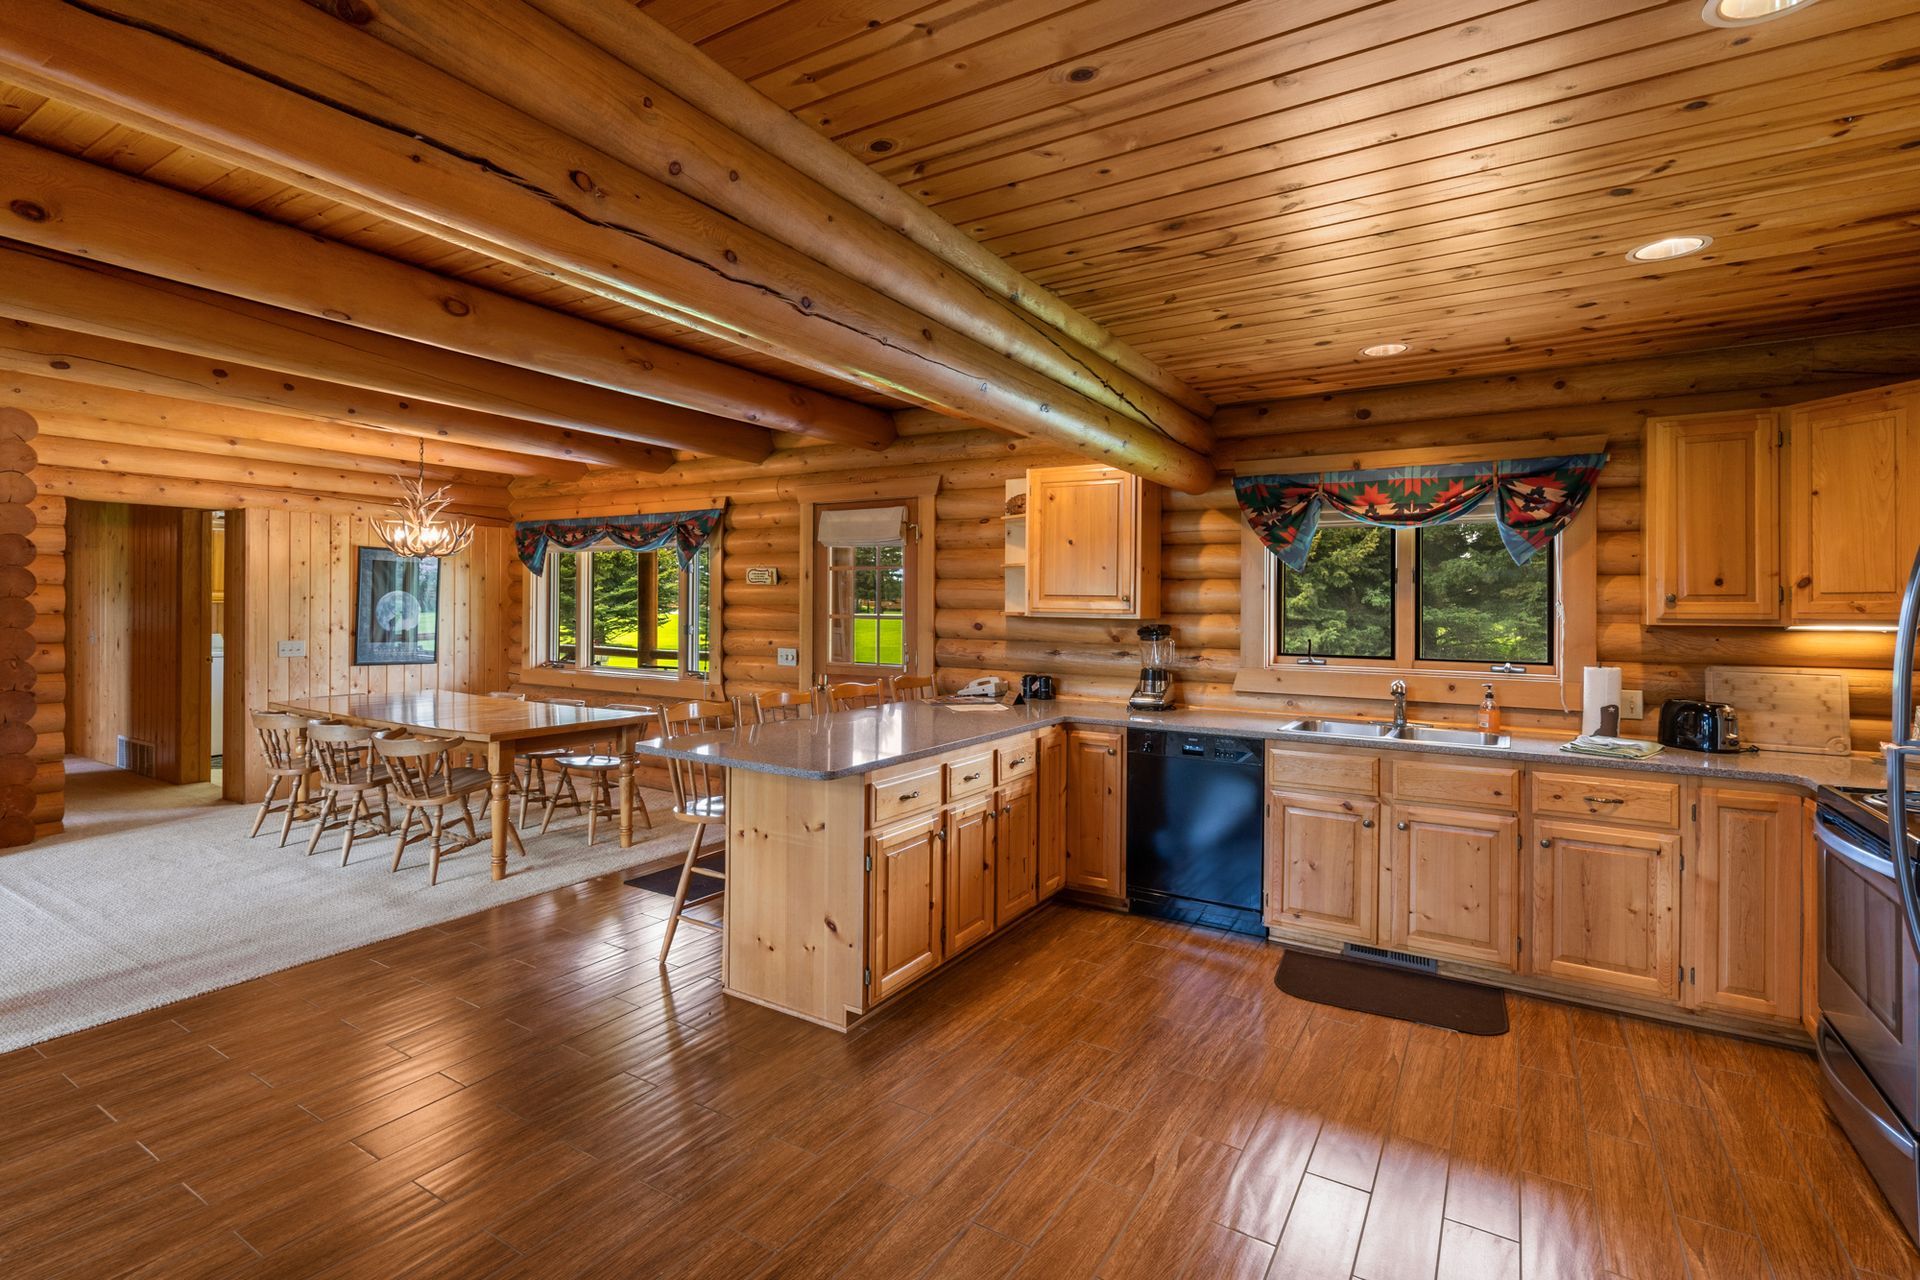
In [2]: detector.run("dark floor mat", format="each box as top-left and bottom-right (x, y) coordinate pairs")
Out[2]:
(624, 853), (723, 897)
(1276, 949), (1509, 1036)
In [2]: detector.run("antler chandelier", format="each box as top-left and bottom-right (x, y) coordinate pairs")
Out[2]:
(375, 442), (474, 559)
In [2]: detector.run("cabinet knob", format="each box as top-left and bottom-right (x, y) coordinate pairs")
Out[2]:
(1540, 838), (1552, 848)
(1396, 821), (1408, 831)
(1362, 819), (1374, 829)
(1664, 592), (1677, 606)
(1107, 748), (1117, 756)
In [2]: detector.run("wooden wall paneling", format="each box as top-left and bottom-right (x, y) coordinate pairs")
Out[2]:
(0, 408), (38, 847)
(29, 492), (64, 834)
(66, 499), (130, 769)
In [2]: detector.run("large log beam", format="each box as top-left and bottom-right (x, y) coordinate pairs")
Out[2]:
(351, 0), (1209, 453)
(0, 245), (762, 465)
(31, 464), (510, 519)
(0, 135), (892, 451)
(0, 319), (651, 474)
(0, 0), (1215, 493)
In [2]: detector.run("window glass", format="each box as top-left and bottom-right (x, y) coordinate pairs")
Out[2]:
(825, 535), (908, 668)
(553, 552), (578, 665)
(1276, 524), (1394, 660)
(546, 544), (710, 676)
(1416, 522), (1552, 665)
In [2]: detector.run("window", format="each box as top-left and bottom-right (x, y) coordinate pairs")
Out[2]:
(812, 499), (920, 678)
(543, 545), (711, 677)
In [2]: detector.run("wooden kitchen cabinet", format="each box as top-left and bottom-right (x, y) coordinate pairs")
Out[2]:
(1064, 726), (1124, 897)
(1529, 819), (1679, 1002)
(870, 814), (943, 1002)
(946, 797), (995, 957)
(1786, 386), (1920, 623)
(1037, 726), (1067, 899)
(1386, 803), (1518, 971)
(995, 779), (1039, 926)
(1644, 410), (1781, 624)
(1026, 464), (1160, 618)
(1684, 786), (1803, 1023)
(1266, 788), (1379, 944)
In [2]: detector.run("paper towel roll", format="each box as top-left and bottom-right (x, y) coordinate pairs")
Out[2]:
(1583, 666), (1622, 736)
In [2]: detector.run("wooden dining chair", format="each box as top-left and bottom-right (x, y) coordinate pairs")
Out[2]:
(827, 680), (884, 712)
(375, 734), (509, 885)
(519, 697), (587, 826)
(739, 688), (812, 725)
(249, 711), (325, 847)
(539, 736), (651, 846)
(305, 724), (395, 865)
(658, 699), (733, 965)
(889, 674), (936, 702)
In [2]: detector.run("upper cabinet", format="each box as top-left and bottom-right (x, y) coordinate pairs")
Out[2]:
(1785, 387), (1920, 624)
(1644, 410), (1781, 624)
(1025, 465), (1160, 618)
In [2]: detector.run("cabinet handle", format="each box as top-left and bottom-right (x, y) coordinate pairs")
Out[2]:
(936, 829), (947, 842)
(1002, 804), (1012, 816)
(1009, 755), (1029, 767)
(1540, 838), (1553, 848)
(1107, 748), (1117, 756)
(962, 772), (981, 782)
(1665, 592), (1677, 606)
(1396, 821), (1408, 831)
(1583, 795), (1625, 806)
(1362, 819), (1374, 829)
(900, 790), (920, 800)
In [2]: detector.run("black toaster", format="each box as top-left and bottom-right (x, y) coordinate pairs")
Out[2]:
(1657, 699), (1742, 753)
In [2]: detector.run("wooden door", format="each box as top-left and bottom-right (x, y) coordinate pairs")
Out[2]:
(869, 813), (943, 1002)
(1026, 466), (1155, 617)
(1037, 726), (1067, 899)
(946, 797), (995, 956)
(1530, 819), (1679, 1002)
(1786, 390), (1917, 623)
(1386, 804), (1519, 970)
(1064, 726), (1123, 896)
(995, 780), (1039, 926)
(1644, 410), (1781, 624)
(1266, 789), (1379, 945)
(1685, 787), (1803, 1023)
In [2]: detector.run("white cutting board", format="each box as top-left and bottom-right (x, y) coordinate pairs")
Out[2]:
(1704, 666), (1852, 756)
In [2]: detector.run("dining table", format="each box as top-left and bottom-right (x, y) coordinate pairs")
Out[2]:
(266, 690), (658, 880)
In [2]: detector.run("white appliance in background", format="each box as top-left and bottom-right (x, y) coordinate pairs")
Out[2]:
(210, 633), (224, 759)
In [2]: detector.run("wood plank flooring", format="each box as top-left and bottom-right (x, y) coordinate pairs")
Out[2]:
(3, 873), (1916, 1279)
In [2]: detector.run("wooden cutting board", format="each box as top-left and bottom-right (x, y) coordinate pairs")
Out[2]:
(1704, 666), (1852, 756)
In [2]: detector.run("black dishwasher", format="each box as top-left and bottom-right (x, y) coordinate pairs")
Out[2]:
(1125, 728), (1265, 936)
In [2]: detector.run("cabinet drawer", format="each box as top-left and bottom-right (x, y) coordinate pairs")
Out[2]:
(1268, 747), (1379, 796)
(1391, 759), (1520, 810)
(946, 749), (996, 802)
(1532, 771), (1681, 828)
(869, 762), (943, 827)
(997, 738), (1037, 784)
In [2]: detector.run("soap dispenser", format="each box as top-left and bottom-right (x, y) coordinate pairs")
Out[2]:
(1478, 683), (1500, 734)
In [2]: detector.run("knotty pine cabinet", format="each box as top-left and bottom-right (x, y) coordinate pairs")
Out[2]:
(1785, 385), (1920, 624)
(1683, 786), (1803, 1023)
(1643, 410), (1782, 624)
(869, 813), (943, 1002)
(1388, 803), (1519, 971)
(1528, 818), (1680, 1002)
(996, 778), (1040, 926)
(1266, 788), (1379, 944)
(1036, 726), (1067, 899)
(1064, 725), (1124, 898)
(1025, 465), (1160, 618)
(945, 797), (995, 957)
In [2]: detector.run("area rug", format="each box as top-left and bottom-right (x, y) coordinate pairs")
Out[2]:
(0, 759), (687, 1053)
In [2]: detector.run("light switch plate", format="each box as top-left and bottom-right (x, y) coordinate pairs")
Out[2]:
(776, 647), (798, 667)
(1620, 689), (1644, 720)
(278, 639), (307, 658)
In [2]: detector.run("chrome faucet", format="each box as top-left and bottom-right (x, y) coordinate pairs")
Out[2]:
(1389, 680), (1408, 731)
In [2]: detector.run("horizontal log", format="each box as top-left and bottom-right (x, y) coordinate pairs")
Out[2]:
(30, 465), (505, 519)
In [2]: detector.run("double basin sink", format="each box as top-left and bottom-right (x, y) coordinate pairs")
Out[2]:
(1280, 718), (1510, 749)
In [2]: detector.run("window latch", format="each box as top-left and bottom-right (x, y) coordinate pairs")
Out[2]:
(1488, 663), (1527, 675)
(1295, 639), (1327, 666)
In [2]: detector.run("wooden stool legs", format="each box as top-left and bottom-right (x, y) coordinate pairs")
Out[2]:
(659, 823), (725, 967)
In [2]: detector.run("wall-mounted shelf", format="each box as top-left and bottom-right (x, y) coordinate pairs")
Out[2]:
(1003, 478), (1027, 616)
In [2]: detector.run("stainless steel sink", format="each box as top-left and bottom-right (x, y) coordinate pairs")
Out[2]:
(1280, 718), (1395, 739)
(1281, 718), (1509, 749)
(1394, 724), (1510, 747)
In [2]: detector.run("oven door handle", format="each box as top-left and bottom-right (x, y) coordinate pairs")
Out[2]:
(1819, 812), (1897, 877)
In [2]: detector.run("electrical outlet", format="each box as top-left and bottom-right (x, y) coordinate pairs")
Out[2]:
(776, 647), (798, 667)
(1620, 689), (1644, 720)
(277, 639), (307, 658)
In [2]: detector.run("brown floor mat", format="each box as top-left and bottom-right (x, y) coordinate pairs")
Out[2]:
(1276, 949), (1509, 1036)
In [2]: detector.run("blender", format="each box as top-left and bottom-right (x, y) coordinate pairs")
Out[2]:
(1128, 624), (1177, 711)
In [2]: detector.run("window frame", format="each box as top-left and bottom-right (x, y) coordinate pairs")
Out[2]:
(795, 478), (938, 691)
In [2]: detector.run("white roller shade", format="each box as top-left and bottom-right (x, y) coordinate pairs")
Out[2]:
(816, 505), (907, 546)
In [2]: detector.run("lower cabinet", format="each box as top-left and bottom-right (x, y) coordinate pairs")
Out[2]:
(869, 813), (943, 1002)
(1684, 786), (1803, 1022)
(1065, 726), (1124, 896)
(996, 779), (1039, 925)
(946, 797), (996, 956)
(1529, 818), (1680, 1002)
(1387, 804), (1518, 971)
(1267, 788), (1378, 944)
(1036, 727), (1067, 899)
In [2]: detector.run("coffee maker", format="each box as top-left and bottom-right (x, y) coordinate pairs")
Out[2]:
(1128, 624), (1176, 711)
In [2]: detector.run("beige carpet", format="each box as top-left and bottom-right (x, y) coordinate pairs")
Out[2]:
(0, 759), (691, 1053)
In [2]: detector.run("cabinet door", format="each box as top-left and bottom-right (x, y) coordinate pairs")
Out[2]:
(995, 781), (1039, 926)
(1644, 411), (1781, 624)
(1530, 819), (1678, 1001)
(1685, 787), (1802, 1022)
(1064, 726), (1124, 896)
(1037, 726), (1067, 899)
(1387, 804), (1519, 970)
(1786, 391), (1918, 623)
(870, 814), (943, 1002)
(1027, 466), (1155, 617)
(1266, 789), (1379, 944)
(946, 798), (996, 956)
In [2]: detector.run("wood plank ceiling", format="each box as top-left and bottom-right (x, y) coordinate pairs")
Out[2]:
(647, 0), (1920, 403)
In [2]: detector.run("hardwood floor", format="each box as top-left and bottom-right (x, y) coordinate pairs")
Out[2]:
(2, 875), (1915, 1279)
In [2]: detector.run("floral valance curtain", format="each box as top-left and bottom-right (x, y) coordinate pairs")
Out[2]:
(513, 509), (723, 575)
(1233, 453), (1608, 571)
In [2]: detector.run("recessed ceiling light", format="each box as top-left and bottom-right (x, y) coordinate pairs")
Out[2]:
(1702, 0), (1818, 27)
(1358, 342), (1409, 358)
(1627, 234), (1712, 263)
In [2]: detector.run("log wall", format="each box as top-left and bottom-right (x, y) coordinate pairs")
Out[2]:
(0, 409), (40, 848)
(29, 493), (63, 838)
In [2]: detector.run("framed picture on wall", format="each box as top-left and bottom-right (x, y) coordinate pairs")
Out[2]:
(353, 547), (441, 666)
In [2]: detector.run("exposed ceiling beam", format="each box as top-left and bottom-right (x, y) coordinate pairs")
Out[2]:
(351, 0), (1210, 453)
(0, 319), (644, 475)
(0, 244), (762, 465)
(0, 136), (892, 451)
(0, 0), (1214, 492)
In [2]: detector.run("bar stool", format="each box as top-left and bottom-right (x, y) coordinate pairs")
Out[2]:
(376, 734), (503, 885)
(739, 688), (812, 725)
(519, 697), (586, 826)
(659, 699), (732, 965)
(889, 674), (935, 702)
(827, 680), (884, 712)
(249, 711), (324, 846)
(305, 724), (395, 865)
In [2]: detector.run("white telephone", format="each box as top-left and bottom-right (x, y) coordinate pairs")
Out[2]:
(955, 676), (1007, 699)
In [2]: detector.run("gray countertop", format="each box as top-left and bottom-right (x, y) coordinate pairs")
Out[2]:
(630, 698), (1889, 792)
